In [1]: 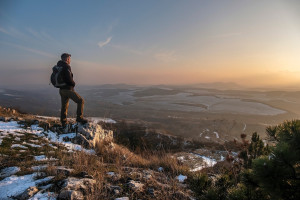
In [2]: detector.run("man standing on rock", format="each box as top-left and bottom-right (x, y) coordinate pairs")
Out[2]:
(57, 53), (87, 127)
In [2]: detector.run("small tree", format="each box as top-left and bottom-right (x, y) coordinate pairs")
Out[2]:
(239, 132), (270, 168)
(251, 120), (300, 200)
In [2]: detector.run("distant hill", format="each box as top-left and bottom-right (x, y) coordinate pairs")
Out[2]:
(189, 82), (244, 90)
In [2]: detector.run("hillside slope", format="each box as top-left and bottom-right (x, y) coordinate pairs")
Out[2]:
(0, 107), (195, 199)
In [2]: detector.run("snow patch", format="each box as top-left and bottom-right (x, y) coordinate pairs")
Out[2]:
(27, 143), (42, 148)
(115, 197), (129, 200)
(0, 121), (24, 133)
(107, 172), (115, 176)
(177, 156), (185, 161)
(29, 191), (57, 200)
(0, 167), (20, 178)
(0, 173), (53, 199)
(190, 154), (217, 171)
(213, 131), (219, 138)
(36, 115), (59, 120)
(89, 117), (116, 124)
(1, 120), (96, 156)
(177, 174), (187, 182)
(11, 144), (28, 149)
(243, 123), (247, 132)
(34, 155), (57, 161)
(31, 165), (48, 171)
(221, 155), (225, 161)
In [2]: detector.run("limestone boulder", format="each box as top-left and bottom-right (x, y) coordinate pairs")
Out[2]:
(77, 123), (113, 147)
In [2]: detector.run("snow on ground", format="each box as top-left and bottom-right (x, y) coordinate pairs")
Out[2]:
(0, 121), (25, 133)
(107, 172), (115, 176)
(0, 120), (97, 197)
(0, 167), (20, 178)
(213, 131), (219, 138)
(31, 165), (48, 171)
(243, 123), (247, 132)
(11, 144), (28, 149)
(158, 167), (164, 172)
(29, 191), (57, 200)
(27, 143), (42, 148)
(115, 197), (129, 200)
(177, 174), (187, 182)
(220, 155), (225, 161)
(89, 117), (116, 124)
(23, 142), (42, 148)
(30, 125), (44, 132)
(0, 173), (53, 199)
(48, 144), (57, 149)
(199, 156), (217, 167)
(34, 155), (58, 161)
(36, 116), (59, 120)
(32, 125), (95, 154)
(34, 155), (47, 161)
(190, 153), (217, 172)
(177, 156), (185, 161)
(36, 115), (117, 124)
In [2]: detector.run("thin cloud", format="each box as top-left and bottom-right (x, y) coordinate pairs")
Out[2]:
(106, 20), (119, 34)
(25, 27), (63, 47)
(0, 27), (9, 35)
(0, 26), (26, 39)
(0, 41), (56, 58)
(26, 28), (41, 39)
(98, 37), (112, 48)
(154, 50), (177, 62)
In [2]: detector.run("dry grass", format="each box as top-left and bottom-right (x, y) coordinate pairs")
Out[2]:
(95, 140), (189, 176)
(1, 108), (194, 199)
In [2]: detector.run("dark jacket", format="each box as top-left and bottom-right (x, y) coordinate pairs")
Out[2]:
(57, 60), (75, 90)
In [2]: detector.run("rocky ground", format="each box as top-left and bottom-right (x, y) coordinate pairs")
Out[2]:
(0, 107), (199, 200)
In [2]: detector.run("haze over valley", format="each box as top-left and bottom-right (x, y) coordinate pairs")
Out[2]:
(1, 83), (299, 143)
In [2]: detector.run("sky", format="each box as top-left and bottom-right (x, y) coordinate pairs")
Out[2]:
(0, 0), (300, 88)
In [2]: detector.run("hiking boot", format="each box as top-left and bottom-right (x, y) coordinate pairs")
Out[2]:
(76, 118), (88, 124)
(61, 121), (69, 128)
(59, 124), (69, 134)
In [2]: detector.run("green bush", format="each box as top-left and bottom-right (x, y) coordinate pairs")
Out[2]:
(251, 120), (300, 200)
(227, 183), (247, 200)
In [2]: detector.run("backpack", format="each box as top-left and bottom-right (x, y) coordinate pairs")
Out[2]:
(50, 65), (67, 88)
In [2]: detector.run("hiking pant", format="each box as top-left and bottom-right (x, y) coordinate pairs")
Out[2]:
(59, 89), (84, 124)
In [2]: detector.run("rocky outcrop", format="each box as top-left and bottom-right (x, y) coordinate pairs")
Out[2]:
(15, 186), (38, 200)
(77, 123), (113, 147)
(0, 108), (195, 200)
(127, 180), (144, 191)
(58, 177), (96, 200)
